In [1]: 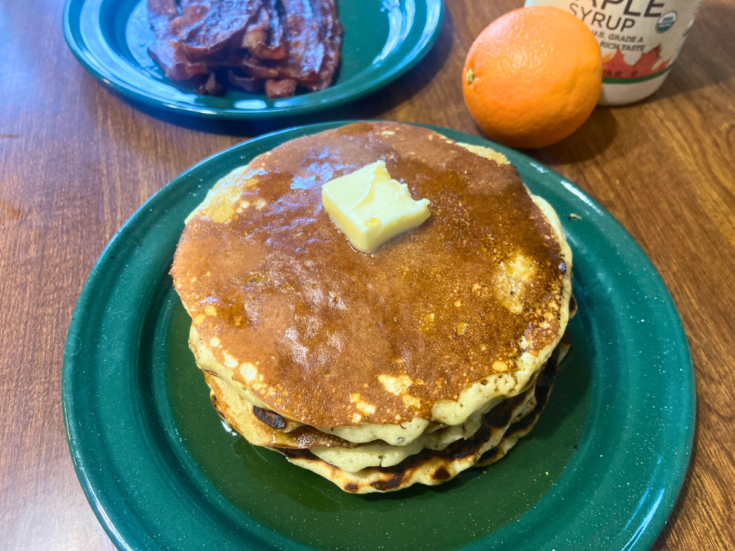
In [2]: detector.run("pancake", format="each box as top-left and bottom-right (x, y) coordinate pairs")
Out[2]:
(171, 122), (575, 492)
(204, 341), (567, 493)
(172, 122), (572, 434)
(190, 322), (506, 449)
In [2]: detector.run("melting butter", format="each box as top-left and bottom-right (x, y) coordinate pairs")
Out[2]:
(321, 161), (431, 254)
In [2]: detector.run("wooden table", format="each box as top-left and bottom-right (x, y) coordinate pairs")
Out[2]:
(2, 0), (733, 549)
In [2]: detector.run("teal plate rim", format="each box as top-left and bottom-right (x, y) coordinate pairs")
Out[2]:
(63, 121), (696, 550)
(62, 0), (444, 120)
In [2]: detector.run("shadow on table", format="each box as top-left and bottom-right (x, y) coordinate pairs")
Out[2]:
(98, 7), (456, 138)
(527, 106), (620, 165)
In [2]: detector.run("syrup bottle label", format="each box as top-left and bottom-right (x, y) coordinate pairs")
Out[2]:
(526, 0), (703, 84)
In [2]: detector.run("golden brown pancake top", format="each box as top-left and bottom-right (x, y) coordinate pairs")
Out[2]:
(172, 122), (566, 428)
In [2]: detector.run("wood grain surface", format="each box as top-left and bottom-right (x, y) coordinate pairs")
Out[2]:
(1, 0), (733, 549)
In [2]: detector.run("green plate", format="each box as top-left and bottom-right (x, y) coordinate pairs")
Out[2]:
(63, 122), (695, 551)
(62, 0), (443, 119)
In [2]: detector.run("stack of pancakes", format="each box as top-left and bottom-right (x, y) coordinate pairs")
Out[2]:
(172, 122), (574, 493)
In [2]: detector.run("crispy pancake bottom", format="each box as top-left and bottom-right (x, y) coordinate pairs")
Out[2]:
(193, 323), (572, 472)
(204, 343), (566, 493)
(204, 369), (521, 471)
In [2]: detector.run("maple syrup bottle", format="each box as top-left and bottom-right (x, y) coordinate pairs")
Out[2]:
(524, 0), (703, 105)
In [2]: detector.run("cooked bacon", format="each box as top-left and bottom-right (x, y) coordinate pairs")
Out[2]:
(203, 72), (225, 95)
(303, 0), (342, 91)
(148, 39), (211, 81)
(264, 78), (297, 98)
(278, 0), (325, 80)
(246, 0), (288, 60)
(227, 70), (264, 92)
(177, 0), (262, 60)
(238, 54), (281, 79)
(260, 0), (288, 60)
(147, 0), (342, 98)
(147, 0), (211, 80)
(240, 5), (269, 53)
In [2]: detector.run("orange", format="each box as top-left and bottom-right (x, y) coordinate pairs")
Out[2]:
(462, 6), (602, 149)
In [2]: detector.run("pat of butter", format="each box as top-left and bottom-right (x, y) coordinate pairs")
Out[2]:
(322, 161), (431, 254)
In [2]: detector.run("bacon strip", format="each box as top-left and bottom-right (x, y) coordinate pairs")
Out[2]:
(147, 0), (342, 98)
